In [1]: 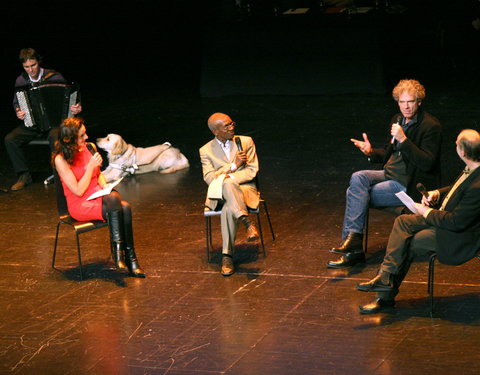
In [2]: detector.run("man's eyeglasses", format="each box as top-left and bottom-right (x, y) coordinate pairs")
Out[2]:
(221, 121), (236, 130)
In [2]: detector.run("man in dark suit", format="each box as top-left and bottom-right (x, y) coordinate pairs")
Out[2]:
(356, 129), (480, 314)
(200, 112), (260, 276)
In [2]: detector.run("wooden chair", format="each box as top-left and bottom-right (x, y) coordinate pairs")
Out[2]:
(51, 171), (108, 280)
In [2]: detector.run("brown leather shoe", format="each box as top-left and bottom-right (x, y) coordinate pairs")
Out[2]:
(330, 232), (363, 254)
(246, 224), (259, 242)
(221, 255), (234, 276)
(11, 172), (32, 191)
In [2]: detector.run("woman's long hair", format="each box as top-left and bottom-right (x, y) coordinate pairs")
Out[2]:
(51, 117), (85, 166)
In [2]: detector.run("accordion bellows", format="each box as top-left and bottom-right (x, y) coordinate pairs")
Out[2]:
(16, 83), (78, 131)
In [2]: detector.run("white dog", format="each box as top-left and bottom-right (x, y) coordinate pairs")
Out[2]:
(96, 134), (189, 182)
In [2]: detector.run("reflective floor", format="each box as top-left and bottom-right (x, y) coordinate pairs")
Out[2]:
(0, 89), (479, 374)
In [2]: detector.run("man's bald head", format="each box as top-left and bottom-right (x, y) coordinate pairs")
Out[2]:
(457, 129), (480, 162)
(207, 112), (236, 143)
(207, 113), (231, 132)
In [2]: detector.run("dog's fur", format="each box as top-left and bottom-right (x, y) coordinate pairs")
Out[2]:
(96, 134), (189, 182)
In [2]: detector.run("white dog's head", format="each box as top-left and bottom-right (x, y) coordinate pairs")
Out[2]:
(96, 134), (128, 158)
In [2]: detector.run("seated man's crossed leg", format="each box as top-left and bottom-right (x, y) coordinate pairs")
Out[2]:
(220, 178), (259, 276)
(327, 170), (406, 269)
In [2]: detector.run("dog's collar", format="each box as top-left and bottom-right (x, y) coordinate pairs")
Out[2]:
(109, 162), (139, 174)
(107, 141), (172, 175)
(109, 151), (139, 175)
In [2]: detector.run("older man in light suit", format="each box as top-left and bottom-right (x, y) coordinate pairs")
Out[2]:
(200, 112), (260, 276)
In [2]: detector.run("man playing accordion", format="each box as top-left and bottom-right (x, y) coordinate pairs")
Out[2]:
(4, 48), (82, 191)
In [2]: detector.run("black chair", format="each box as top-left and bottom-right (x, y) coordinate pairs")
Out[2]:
(204, 177), (275, 262)
(28, 135), (54, 185)
(51, 171), (109, 280)
(427, 252), (480, 316)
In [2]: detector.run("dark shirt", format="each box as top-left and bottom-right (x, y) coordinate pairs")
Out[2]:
(369, 108), (442, 202)
(384, 115), (419, 187)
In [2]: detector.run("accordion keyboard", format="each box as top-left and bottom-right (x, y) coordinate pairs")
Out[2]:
(16, 91), (35, 128)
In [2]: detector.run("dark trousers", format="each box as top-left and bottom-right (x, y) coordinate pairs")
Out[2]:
(4, 126), (59, 175)
(377, 214), (437, 300)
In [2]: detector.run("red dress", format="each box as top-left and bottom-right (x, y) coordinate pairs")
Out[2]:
(61, 146), (104, 221)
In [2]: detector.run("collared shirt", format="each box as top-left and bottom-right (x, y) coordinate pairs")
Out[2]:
(423, 166), (478, 218)
(215, 138), (237, 173)
(29, 68), (44, 83)
(439, 166), (476, 210)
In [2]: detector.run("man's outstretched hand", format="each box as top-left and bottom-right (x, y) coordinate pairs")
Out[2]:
(351, 133), (372, 155)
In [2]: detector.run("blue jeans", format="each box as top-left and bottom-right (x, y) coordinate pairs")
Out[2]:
(342, 170), (406, 239)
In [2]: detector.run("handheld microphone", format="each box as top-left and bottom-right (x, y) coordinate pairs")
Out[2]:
(390, 115), (403, 144)
(416, 183), (429, 199)
(86, 142), (96, 156)
(235, 136), (243, 152)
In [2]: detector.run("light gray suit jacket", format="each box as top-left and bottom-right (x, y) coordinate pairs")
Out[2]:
(199, 135), (260, 211)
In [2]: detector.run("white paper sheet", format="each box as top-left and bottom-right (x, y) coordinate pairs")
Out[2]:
(395, 191), (418, 214)
(86, 177), (124, 201)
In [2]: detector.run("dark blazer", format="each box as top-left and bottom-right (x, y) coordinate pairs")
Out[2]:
(425, 167), (480, 265)
(369, 108), (442, 202)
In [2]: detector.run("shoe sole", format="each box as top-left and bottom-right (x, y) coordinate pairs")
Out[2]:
(356, 285), (393, 292)
(326, 263), (353, 269)
(330, 248), (363, 254)
(359, 305), (395, 314)
(11, 186), (26, 191)
(326, 259), (366, 269)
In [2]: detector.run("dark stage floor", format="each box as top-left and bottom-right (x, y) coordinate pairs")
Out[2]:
(0, 88), (480, 374)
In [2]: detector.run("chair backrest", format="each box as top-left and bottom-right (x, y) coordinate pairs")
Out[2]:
(53, 170), (70, 217)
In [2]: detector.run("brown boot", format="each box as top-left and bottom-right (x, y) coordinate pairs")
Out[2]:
(11, 172), (32, 191)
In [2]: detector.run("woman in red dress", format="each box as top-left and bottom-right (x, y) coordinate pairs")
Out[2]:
(53, 117), (145, 278)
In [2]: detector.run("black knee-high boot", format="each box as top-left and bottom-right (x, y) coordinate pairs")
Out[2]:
(123, 220), (146, 278)
(107, 210), (128, 271)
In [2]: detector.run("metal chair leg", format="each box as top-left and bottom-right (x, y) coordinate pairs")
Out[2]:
(255, 212), (266, 258)
(75, 233), (84, 280)
(52, 222), (62, 269)
(261, 200), (275, 241)
(428, 253), (437, 316)
(363, 208), (369, 253)
(205, 216), (212, 262)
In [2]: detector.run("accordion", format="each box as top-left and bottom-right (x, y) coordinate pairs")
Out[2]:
(15, 83), (79, 132)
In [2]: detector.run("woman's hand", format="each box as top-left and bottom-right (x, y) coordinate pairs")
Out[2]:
(88, 152), (103, 169)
